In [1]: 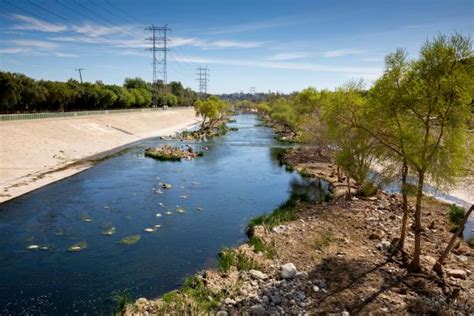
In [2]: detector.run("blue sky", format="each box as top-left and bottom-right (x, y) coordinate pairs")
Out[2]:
(0, 0), (472, 93)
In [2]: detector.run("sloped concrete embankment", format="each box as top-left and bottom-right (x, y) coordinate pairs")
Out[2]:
(0, 108), (200, 203)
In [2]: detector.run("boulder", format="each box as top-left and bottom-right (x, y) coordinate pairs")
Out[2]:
(250, 304), (266, 315)
(445, 269), (467, 279)
(249, 269), (268, 280)
(281, 263), (297, 279)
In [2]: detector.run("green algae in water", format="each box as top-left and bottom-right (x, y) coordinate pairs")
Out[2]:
(101, 227), (116, 236)
(68, 241), (87, 252)
(119, 235), (141, 245)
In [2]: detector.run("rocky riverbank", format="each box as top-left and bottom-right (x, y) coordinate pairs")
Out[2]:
(125, 148), (473, 315)
(176, 119), (238, 141)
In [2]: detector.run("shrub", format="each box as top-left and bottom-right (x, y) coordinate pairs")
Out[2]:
(447, 204), (465, 228)
(249, 236), (275, 259)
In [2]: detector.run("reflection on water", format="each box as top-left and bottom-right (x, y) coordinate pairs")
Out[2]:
(0, 114), (313, 314)
(290, 177), (331, 203)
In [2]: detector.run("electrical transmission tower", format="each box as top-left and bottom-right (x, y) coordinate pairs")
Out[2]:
(196, 66), (209, 98)
(250, 86), (256, 95)
(146, 24), (171, 106)
(75, 68), (84, 84)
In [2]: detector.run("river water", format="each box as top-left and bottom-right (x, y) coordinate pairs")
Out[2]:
(0, 114), (328, 314)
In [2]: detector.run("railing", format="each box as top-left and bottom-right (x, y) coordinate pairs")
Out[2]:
(0, 106), (191, 122)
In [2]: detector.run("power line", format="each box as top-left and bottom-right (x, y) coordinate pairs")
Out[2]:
(196, 66), (209, 98)
(75, 68), (84, 83)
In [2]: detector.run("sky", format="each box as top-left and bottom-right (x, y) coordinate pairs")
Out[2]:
(0, 0), (472, 94)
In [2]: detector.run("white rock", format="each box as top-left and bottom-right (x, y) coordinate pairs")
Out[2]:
(27, 245), (39, 250)
(295, 271), (308, 279)
(312, 285), (320, 292)
(445, 269), (467, 279)
(272, 225), (287, 234)
(342, 310), (350, 316)
(216, 311), (228, 316)
(224, 298), (236, 305)
(250, 304), (266, 315)
(156, 213), (162, 217)
(281, 263), (297, 279)
(144, 228), (155, 233)
(249, 270), (268, 280)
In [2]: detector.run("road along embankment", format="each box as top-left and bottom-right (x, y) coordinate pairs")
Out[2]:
(0, 108), (201, 203)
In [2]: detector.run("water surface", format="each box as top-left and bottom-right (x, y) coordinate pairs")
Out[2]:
(0, 114), (324, 314)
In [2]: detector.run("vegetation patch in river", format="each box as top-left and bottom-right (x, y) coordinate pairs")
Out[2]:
(145, 145), (203, 161)
(119, 235), (141, 245)
(101, 226), (116, 236)
(68, 241), (87, 252)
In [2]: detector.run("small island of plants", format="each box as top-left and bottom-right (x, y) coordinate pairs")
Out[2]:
(145, 144), (203, 161)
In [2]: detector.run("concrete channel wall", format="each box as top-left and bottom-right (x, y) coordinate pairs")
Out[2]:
(0, 107), (200, 203)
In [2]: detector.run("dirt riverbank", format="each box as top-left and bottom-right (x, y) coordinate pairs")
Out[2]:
(0, 108), (200, 203)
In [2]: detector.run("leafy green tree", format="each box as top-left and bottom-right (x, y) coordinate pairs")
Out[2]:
(400, 34), (473, 271)
(270, 98), (296, 133)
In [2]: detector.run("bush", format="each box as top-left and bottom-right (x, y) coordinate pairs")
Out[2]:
(249, 236), (275, 259)
(447, 204), (465, 228)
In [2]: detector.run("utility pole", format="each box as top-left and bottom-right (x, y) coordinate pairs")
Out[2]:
(75, 68), (84, 84)
(146, 24), (171, 107)
(196, 66), (209, 99)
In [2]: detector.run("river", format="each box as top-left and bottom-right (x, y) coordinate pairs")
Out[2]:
(0, 114), (327, 314)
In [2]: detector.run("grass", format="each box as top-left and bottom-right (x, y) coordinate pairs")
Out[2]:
(247, 196), (299, 231)
(217, 248), (260, 272)
(144, 148), (181, 161)
(249, 236), (275, 259)
(158, 275), (223, 313)
(313, 230), (335, 251)
(119, 235), (141, 245)
(111, 290), (132, 315)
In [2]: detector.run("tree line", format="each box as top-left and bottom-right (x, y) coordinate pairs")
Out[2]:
(252, 34), (474, 272)
(0, 72), (199, 114)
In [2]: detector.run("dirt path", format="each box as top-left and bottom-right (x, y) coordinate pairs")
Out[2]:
(0, 108), (201, 203)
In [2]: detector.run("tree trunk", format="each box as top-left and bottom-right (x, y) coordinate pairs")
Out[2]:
(398, 161), (409, 252)
(346, 176), (352, 200)
(337, 166), (342, 182)
(200, 115), (207, 129)
(433, 205), (473, 275)
(409, 171), (424, 272)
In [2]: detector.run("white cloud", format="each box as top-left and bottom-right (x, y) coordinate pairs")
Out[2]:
(0, 47), (29, 54)
(10, 39), (58, 49)
(268, 52), (309, 61)
(174, 55), (382, 77)
(10, 14), (67, 33)
(322, 48), (362, 58)
(209, 40), (263, 48)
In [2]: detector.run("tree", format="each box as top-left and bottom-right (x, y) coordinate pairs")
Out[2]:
(401, 34), (473, 271)
(194, 96), (229, 128)
(323, 81), (378, 198)
(270, 98), (296, 133)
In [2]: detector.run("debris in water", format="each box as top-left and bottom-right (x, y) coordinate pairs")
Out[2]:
(156, 189), (163, 194)
(192, 181), (199, 185)
(101, 227), (116, 236)
(40, 246), (49, 251)
(176, 208), (185, 214)
(80, 213), (92, 222)
(154, 224), (161, 228)
(68, 241), (87, 252)
(156, 213), (162, 217)
(144, 228), (155, 233)
(27, 245), (39, 250)
(165, 211), (173, 215)
(120, 235), (141, 245)
(196, 207), (204, 211)
(179, 195), (188, 199)
(158, 202), (164, 207)
(162, 183), (172, 189)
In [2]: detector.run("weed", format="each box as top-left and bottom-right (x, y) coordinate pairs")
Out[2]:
(447, 204), (465, 228)
(248, 196), (298, 231)
(249, 236), (275, 259)
(218, 248), (260, 272)
(313, 230), (335, 251)
(111, 290), (132, 315)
